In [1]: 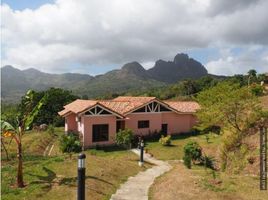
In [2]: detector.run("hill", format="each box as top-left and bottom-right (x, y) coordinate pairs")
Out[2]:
(1, 65), (93, 103)
(1, 53), (208, 103)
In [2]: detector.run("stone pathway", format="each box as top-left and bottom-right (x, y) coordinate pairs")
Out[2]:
(110, 149), (172, 200)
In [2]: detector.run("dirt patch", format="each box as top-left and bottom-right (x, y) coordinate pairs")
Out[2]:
(260, 95), (268, 110)
(149, 162), (243, 200)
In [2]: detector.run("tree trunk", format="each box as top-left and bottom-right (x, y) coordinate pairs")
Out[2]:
(1, 138), (9, 160)
(17, 142), (24, 188)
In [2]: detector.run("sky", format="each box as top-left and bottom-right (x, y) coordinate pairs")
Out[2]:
(1, 0), (268, 76)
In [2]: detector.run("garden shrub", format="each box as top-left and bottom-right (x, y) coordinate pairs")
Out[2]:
(184, 141), (202, 162)
(115, 128), (134, 149)
(59, 131), (82, 154)
(159, 135), (171, 146)
(183, 154), (192, 169)
(183, 141), (202, 168)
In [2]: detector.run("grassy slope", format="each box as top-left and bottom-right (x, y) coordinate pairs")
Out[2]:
(149, 95), (268, 200)
(149, 162), (268, 200)
(145, 133), (221, 160)
(147, 129), (268, 199)
(1, 128), (151, 200)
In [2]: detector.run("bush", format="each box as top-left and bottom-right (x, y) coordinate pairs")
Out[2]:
(115, 129), (134, 149)
(183, 141), (202, 168)
(183, 154), (192, 169)
(59, 131), (82, 154)
(159, 135), (171, 146)
(201, 155), (215, 170)
(183, 141), (202, 162)
(250, 84), (264, 96)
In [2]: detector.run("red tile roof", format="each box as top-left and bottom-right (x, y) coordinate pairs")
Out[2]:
(164, 101), (200, 113)
(58, 96), (199, 117)
(99, 100), (135, 115)
(60, 99), (97, 115)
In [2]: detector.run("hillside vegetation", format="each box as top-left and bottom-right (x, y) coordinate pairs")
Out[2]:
(1, 53), (208, 103)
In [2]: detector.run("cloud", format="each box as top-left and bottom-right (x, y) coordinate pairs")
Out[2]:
(205, 47), (268, 75)
(208, 0), (261, 16)
(1, 0), (268, 75)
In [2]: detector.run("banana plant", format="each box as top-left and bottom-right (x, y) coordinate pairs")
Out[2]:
(0, 90), (45, 188)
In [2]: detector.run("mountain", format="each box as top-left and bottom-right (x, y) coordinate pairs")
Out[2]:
(148, 53), (208, 83)
(1, 65), (93, 102)
(1, 53), (208, 103)
(76, 62), (164, 98)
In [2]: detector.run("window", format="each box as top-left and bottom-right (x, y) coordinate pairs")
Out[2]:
(138, 120), (150, 129)
(92, 124), (109, 142)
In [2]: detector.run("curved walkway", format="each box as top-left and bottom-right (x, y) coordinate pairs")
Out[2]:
(110, 149), (172, 200)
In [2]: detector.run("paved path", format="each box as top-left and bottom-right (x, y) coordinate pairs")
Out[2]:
(110, 149), (172, 200)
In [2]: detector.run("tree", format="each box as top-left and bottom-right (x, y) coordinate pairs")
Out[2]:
(196, 82), (262, 170)
(18, 88), (78, 127)
(178, 80), (198, 96)
(247, 69), (257, 86)
(0, 90), (44, 188)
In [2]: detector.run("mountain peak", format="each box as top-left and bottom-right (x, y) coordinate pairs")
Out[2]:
(174, 53), (189, 64)
(1, 65), (21, 72)
(23, 68), (41, 73)
(121, 62), (146, 74)
(148, 53), (208, 83)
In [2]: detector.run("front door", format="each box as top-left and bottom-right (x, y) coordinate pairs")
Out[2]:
(161, 124), (168, 136)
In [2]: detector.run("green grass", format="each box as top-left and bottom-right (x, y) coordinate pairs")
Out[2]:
(1, 127), (63, 160)
(2, 150), (151, 200)
(191, 165), (268, 199)
(1, 128), (151, 200)
(145, 132), (221, 160)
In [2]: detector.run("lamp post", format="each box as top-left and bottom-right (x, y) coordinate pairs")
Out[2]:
(139, 140), (144, 167)
(78, 153), (86, 200)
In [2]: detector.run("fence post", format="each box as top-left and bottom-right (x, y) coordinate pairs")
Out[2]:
(139, 140), (144, 167)
(78, 153), (86, 200)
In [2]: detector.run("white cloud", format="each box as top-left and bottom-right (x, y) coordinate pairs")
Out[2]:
(206, 49), (268, 75)
(1, 0), (268, 74)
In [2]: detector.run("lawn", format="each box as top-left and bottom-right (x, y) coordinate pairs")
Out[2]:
(145, 132), (221, 160)
(1, 128), (151, 200)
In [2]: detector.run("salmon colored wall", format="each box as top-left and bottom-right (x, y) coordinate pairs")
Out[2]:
(190, 115), (198, 128)
(162, 113), (195, 134)
(82, 115), (116, 147)
(65, 113), (78, 132)
(65, 112), (198, 148)
(124, 112), (197, 136)
(125, 113), (162, 136)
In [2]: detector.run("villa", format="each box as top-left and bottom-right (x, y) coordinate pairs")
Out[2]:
(58, 96), (199, 148)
